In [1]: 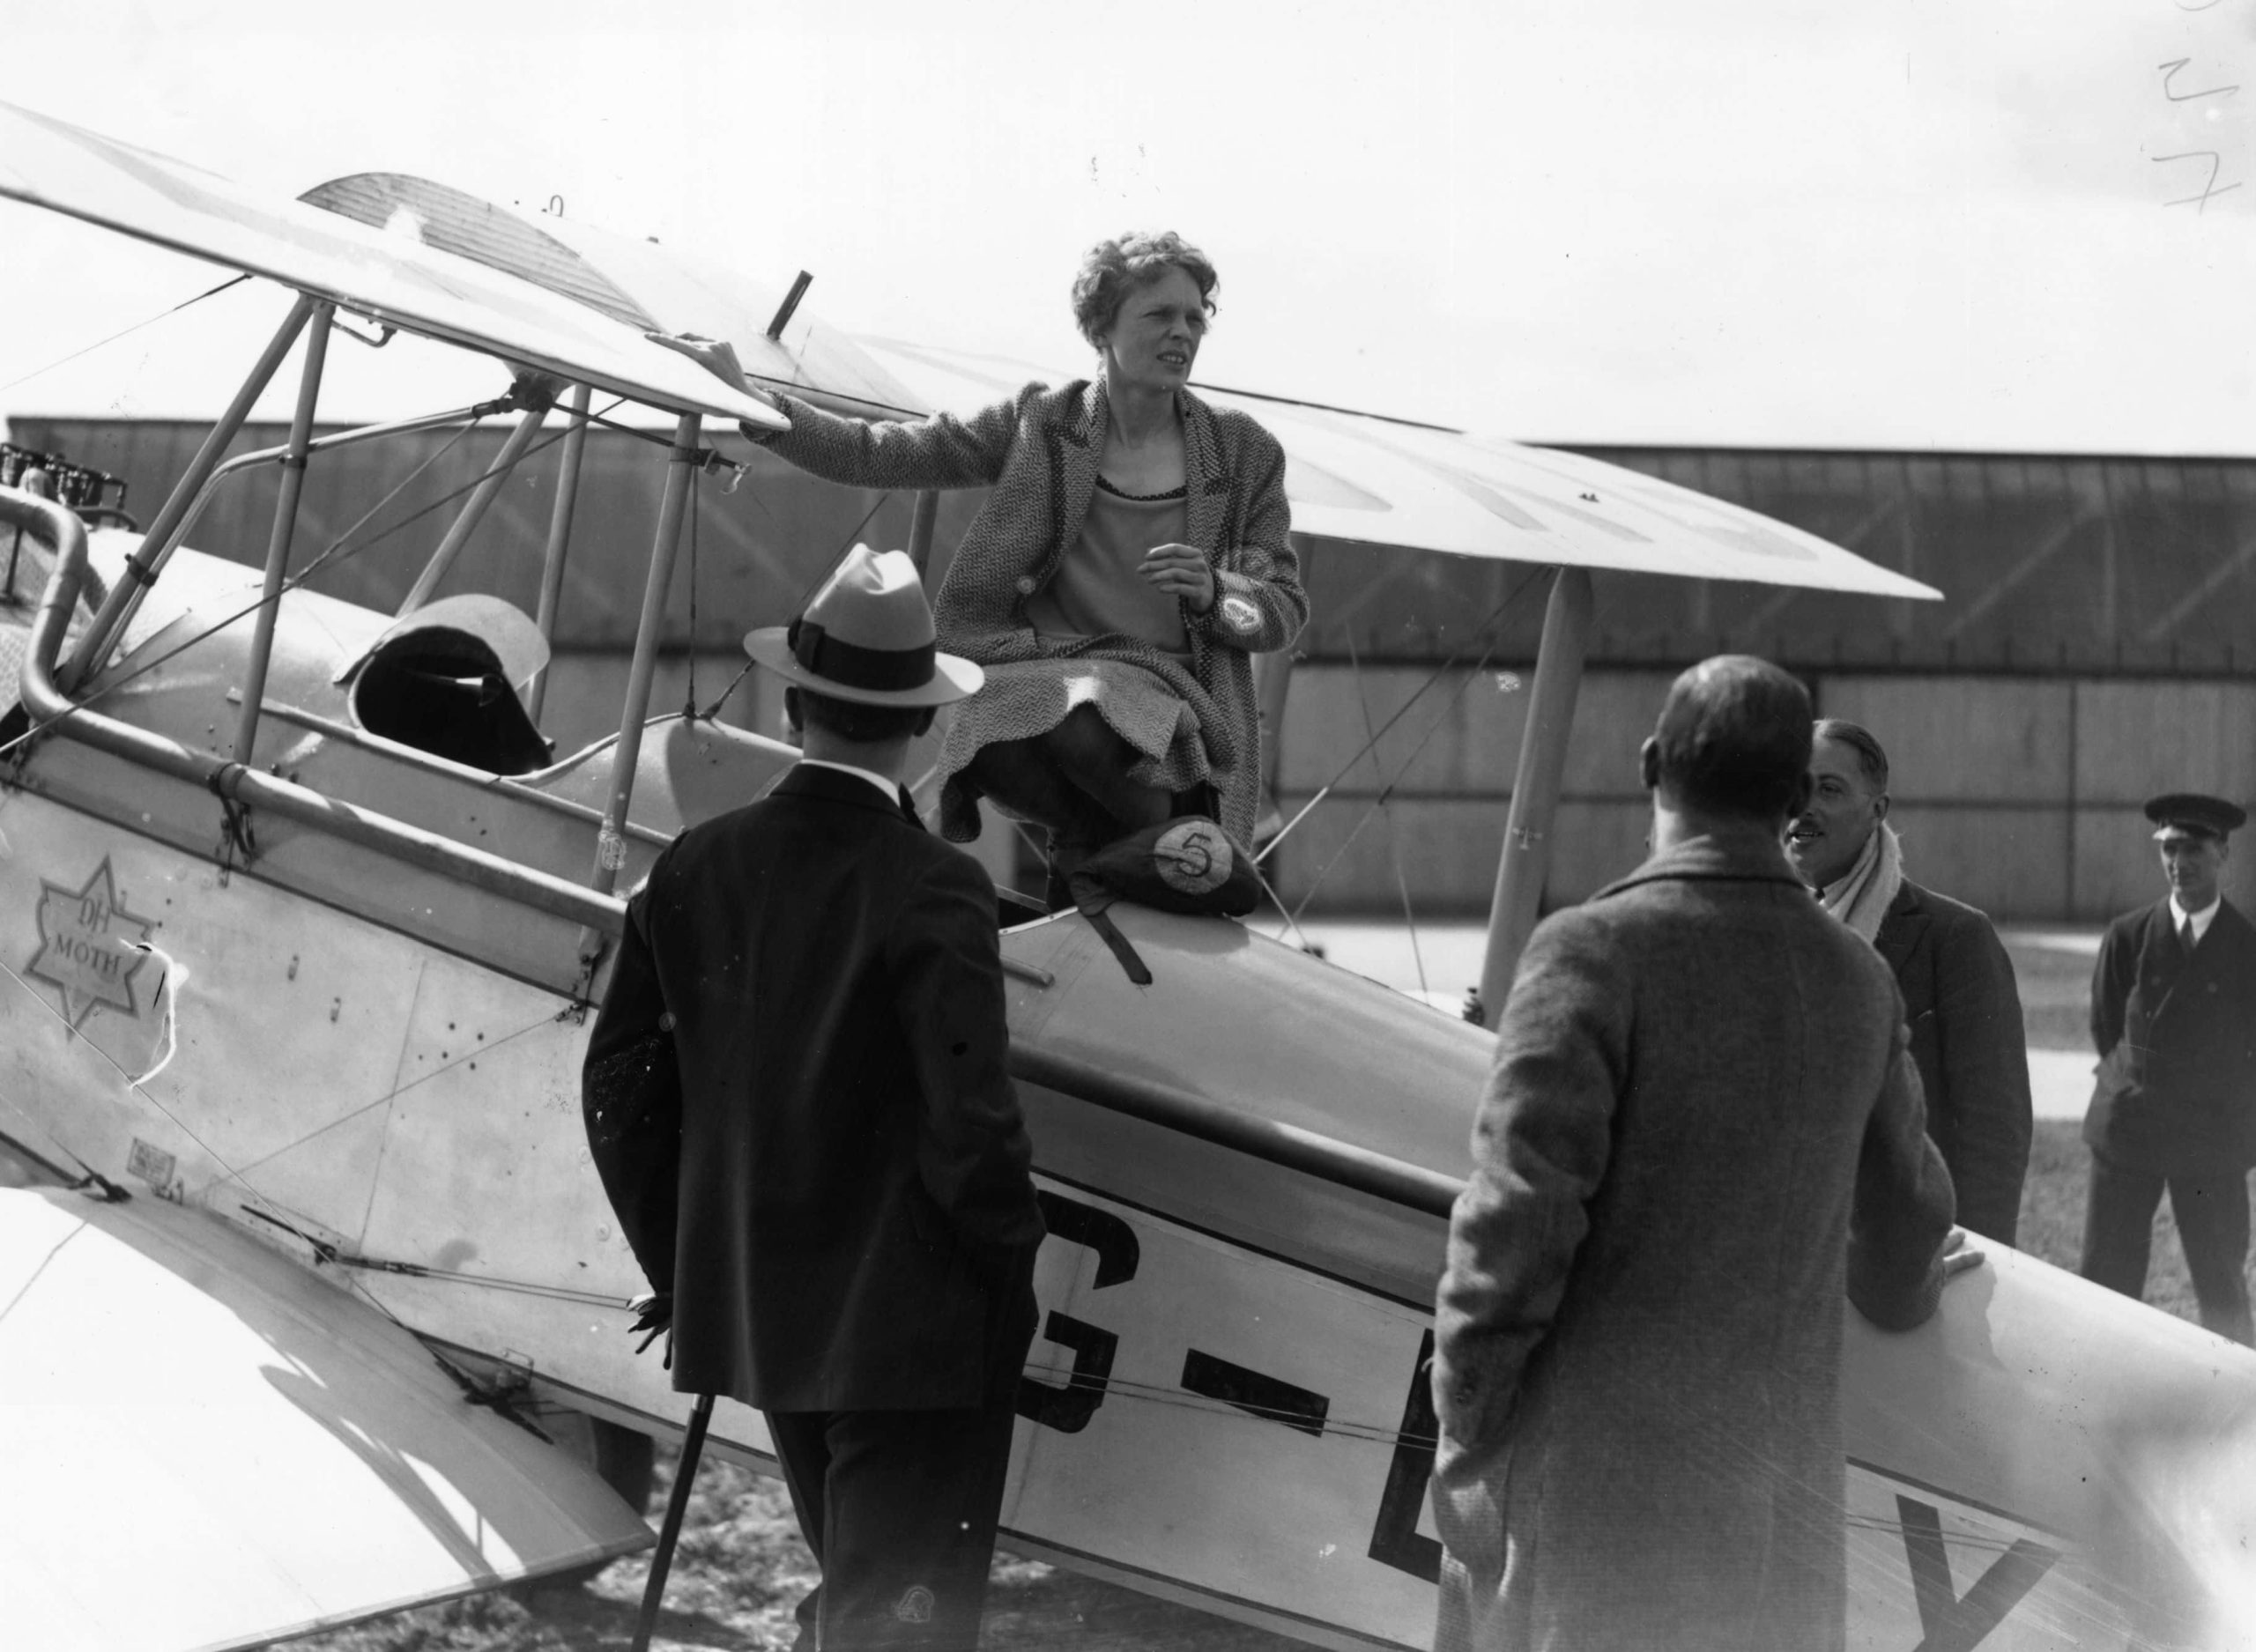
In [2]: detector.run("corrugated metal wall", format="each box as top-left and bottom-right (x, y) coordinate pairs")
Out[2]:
(1298, 448), (2256, 674)
(11, 416), (986, 755)
(12, 418), (2251, 921)
(1265, 664), (2256, 923)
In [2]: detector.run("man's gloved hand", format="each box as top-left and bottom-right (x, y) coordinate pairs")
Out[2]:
(628, 1290), (673, 1363)
(1941, 1226), (1984, 1281)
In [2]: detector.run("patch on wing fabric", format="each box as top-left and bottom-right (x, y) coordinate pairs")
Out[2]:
(1154, 819), (1234, 896)
(1218, 593), (1261, 635)
(894, 1584), (936, 1623)
(29, 857), (153, 1029)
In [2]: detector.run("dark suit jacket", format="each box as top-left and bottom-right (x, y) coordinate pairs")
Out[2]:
(2085, 896), (2256, 1176)
(1874, 878), (2032, 1245)
(584, 764), (1045, 1411)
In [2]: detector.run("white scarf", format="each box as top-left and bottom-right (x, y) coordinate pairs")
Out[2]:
(1819, 821), (1903, 944)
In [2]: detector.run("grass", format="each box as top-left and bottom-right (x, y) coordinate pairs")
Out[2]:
(2021, 1117), (2211, 1325)
(281, 1437), (1305, 1651)
(282, 1121), (2223, 1651)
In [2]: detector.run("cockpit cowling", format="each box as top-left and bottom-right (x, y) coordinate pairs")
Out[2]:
(343, 595), (553, 776)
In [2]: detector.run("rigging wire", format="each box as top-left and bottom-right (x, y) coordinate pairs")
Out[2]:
(1256, 567), (1547, 867)
(695, 658), (754, 723)
(1270, 568), (1549, 931)
(0, 274), (250, 400)
(195, 1010), (565, 1187)
(1344, 622), (1429, 998)
(1244, 841), (1310, 952)
(0, 941), (572, 1249)
(1281, 663), (1486, 936)
(0, 397), (630, 768)
(694, 486), (904, 730)
(0, 950), (257, 1205)
(792, 491), (893, 612)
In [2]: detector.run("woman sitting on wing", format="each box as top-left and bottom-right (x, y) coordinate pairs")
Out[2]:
(667, 233), (1304, 873)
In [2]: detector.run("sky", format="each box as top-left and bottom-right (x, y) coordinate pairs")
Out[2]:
(1, 0), (2251, 455)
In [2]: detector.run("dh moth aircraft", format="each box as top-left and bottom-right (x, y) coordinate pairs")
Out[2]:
(1, 98), (2252, 1652)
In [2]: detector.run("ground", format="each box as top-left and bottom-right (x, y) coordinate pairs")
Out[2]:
(281, 1456), (1307, 1651)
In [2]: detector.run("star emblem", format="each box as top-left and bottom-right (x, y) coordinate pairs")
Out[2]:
(29, 858), (153, 1030)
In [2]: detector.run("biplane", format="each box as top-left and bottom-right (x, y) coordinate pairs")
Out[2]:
(1, 98), (2252, 1651)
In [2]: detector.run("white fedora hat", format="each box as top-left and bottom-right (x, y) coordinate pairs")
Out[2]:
(744, 544), (983, 707)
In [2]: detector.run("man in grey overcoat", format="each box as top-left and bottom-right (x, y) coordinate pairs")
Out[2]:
(1430, 656), (1963, 1652)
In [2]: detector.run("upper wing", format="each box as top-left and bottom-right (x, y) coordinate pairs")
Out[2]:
(855, 337), (1941, 602)
(298, 173), (936, 426)
(0, 100), (783, 430)
(0, 1174), (649, 1652)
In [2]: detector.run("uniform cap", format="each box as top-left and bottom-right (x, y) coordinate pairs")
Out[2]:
(2145, 792), (2246, 841)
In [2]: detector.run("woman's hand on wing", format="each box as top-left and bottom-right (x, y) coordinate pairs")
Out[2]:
(643, 331), (779, 408)
(1139, 542), (1215, 613)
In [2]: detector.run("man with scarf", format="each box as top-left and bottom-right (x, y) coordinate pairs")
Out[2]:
(1785, 719), (2032, 1244)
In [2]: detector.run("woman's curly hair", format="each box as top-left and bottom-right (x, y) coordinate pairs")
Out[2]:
(1071, 232), (1219, 348)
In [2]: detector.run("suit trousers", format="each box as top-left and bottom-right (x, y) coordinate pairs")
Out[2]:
(767, 1395), (1020, 1651)
(2080, 1150), (2254, 1345)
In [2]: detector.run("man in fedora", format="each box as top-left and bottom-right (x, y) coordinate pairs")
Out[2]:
(586, 544), (1046, 1648)
(2081, 792), (2256, 1344)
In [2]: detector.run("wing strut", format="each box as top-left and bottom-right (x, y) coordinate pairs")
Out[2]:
(63, 293), (319, 688)
(232, 301), (334, 765)
(588, 412), (701, 903)
(1477, 565), (1594, 1018)
(400, 391), (554, 612)
(528, 384), (594, 723)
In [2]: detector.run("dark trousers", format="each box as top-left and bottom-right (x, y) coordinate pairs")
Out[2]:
(767, 1395), (1020, 1651)
(2080, 1151), (2254, 1345)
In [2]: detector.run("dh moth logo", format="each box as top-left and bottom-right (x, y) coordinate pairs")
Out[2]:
(28, 858), (153, 1030)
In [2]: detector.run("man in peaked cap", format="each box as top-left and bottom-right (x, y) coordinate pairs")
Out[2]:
(585, 545), (1045, 1649)
(2081, 791), (2256, 1344)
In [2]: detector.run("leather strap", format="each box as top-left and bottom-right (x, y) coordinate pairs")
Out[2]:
(1072, 879), (1153, 986)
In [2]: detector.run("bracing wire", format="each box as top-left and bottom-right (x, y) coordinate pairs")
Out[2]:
(0, 939), (569, 1244)
(1346, 621), (1429, 998)
(1258, 567), (1547, 866)
(1272, 567), (1549, 930)
(695, 487), (907, 730)
(0, 275), (249, 400)
(0, 397), (632, 769)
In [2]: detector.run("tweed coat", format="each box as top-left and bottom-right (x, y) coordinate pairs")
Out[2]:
(1874, 878), (2032, 1245)
(1431, 834), (1955, 1652)
(746, 379), (1305, 846)
(583, 765), (1046, 1411)
(2084, 896), (2256, 1175)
